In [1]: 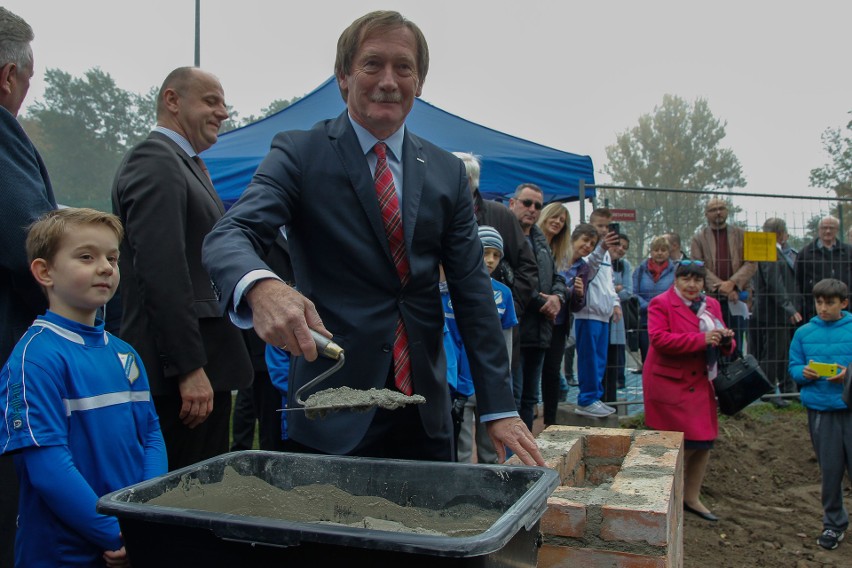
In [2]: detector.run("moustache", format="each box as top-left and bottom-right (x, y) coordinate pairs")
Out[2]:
(371, 91), (402, 103)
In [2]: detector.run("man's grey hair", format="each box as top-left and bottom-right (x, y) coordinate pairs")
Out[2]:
(762, 217), (787, 234)
(819, 215), (839, 228)
(513, 182), (543, 199)
(452, 152), (481, 191)
(0, 7), (34, 69)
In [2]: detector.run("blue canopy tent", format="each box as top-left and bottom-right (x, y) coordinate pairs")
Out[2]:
(203, 77), (595, 206)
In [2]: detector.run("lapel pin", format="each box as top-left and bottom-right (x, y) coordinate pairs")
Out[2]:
(416, 157), (425, 163)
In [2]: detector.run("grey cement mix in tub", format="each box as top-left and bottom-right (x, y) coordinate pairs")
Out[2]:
(146, 465), (501, 537)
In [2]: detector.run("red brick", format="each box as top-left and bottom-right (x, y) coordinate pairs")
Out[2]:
(588, 463), (621, 485)
(541, 496), (586, 537)
(539, 545), (667, 568)
(601, 506), (669, 547)
(585, 430), (633, 459)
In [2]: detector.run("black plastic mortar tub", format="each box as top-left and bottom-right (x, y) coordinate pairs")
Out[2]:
(97, 451), (558, 567)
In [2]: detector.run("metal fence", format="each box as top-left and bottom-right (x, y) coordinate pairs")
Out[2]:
(564, 183), (852, 412)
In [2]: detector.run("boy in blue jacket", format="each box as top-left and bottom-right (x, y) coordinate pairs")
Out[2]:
(0, 208), (167, 567)
(789, 278), (852, 551)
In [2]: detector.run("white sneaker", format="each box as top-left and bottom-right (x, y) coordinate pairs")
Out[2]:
(574, 401), (615, 417)
(600, 402), (617, 413)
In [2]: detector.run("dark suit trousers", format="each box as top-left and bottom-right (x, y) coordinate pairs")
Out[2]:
(155, 390), (232, 470)
(231, 371), (286, 452)
(0, 455), (17, 568)
(750, 322), (797, 394)
(542, 320), (569, 425)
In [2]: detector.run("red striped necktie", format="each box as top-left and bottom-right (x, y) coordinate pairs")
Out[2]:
(373, 142), (412, 396)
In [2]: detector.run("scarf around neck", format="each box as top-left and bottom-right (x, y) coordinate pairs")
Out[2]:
(674, 286), (720, 380)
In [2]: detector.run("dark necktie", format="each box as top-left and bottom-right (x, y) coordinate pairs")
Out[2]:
(193, 155), (213, 183)
(373, 142), (412, 396)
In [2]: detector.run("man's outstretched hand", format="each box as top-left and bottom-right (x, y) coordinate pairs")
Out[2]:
(487, 417), (545, 466)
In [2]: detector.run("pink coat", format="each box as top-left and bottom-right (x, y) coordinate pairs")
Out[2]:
(641, 286), (735, 441)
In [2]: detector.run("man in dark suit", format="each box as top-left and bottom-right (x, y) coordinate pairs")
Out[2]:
(0, 8), (58, 567)
(202, 11), (542, 466)
(751, 218), (801, 408)
(112, 67), (252, 470)
(795, 215), (852, 323)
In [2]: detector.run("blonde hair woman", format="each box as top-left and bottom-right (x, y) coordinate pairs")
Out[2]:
(537, 202), (571, 270)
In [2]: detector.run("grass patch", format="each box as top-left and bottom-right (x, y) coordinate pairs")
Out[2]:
(619, 398), (806, 431)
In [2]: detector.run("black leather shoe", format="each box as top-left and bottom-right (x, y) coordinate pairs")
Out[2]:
(684, 503), (718, 522)
(770, 397), (790, 408)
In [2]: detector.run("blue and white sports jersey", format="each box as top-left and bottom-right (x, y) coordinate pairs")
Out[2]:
(442, 278), (517, 397)
(0, 310), (166, 566)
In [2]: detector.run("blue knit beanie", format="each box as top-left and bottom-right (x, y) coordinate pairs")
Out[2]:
(478, 225), (503, 256)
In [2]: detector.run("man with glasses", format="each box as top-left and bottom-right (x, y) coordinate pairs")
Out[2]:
(690, 198), (757, 357)
(508, 183), (566, 428)
(795, 215), (852, 322)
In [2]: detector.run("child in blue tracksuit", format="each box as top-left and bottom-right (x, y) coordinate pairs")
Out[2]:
(0, 208), (167, 567)
(789, 278), (852, 551)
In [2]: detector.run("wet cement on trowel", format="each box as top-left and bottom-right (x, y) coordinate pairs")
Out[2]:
(300, 386), (425, 419)
(147, 466), (500, 537)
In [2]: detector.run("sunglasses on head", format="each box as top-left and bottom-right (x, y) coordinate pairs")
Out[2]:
(679, 259), (705, 267)
(520, 199), (543, 210)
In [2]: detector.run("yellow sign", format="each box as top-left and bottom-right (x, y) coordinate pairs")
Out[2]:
(743, 232), (776, 262)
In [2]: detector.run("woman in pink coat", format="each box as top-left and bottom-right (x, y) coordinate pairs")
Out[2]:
(642, 261), (735, 522)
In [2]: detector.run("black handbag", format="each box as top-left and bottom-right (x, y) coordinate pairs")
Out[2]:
(714, 354), (774, 416)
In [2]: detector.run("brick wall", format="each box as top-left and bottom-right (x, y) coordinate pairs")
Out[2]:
(509, 426), (684, 568)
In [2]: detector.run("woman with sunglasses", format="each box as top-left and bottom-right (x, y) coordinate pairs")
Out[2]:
(642, 260), (735, 522)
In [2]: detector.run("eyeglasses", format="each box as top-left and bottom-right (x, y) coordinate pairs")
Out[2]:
(519, 199), (543, 210)
(679, 259), (705, 267)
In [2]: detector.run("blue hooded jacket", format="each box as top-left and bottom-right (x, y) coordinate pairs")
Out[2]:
(789, 311), (852, 411)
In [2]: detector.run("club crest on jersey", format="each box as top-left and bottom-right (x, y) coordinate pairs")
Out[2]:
(118, 352), (140, 384)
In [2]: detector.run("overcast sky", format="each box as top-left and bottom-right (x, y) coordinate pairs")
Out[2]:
(5, 0), (851, 208)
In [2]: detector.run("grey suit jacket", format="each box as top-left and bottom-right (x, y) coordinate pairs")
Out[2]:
(203, 112), (516, 454)
(112, 131), (251, 395)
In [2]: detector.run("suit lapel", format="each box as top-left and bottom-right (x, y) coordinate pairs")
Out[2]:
(183, 152), (225, 215)
(148, 132), (225, 215)
(327, 113), (394, 264)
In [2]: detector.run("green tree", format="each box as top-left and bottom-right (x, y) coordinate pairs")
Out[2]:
(233, 96), (302, 128)
(602, 94), (745, 258)
(23, 68), (157, 211)
(810, 111), (852, 228)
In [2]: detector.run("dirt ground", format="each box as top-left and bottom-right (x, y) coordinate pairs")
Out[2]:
(534, 404), (852, 566)
(674, 406), (852, 567)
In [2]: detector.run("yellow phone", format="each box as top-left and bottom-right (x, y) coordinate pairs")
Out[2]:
(808, 361), (838, 378)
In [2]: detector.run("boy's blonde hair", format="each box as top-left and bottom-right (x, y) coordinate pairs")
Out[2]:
(26, 208), (124, 263)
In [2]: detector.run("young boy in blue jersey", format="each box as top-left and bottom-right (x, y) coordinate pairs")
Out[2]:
(0, 208), (167, 567)
(789, 278), (852, 551)
(446, 226), (518, 463)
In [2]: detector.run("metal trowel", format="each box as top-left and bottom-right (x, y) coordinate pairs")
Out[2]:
(280, 329), (425, 418)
